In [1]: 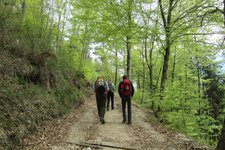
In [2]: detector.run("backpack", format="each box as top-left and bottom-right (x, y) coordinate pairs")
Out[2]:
(108, 81), (114, 92)
(96, 78), (106, 94)
(121, 79), (131, 96)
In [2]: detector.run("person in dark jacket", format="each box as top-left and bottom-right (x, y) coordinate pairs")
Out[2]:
(93, 76), (109, 124)
(107, 79), (115, 111)
(118, 75), (134, 124)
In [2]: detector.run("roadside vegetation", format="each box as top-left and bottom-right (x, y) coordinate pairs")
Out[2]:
(0, 0), (225, 149)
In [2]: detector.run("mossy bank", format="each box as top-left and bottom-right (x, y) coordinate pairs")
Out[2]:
(0, 49), (91, 149)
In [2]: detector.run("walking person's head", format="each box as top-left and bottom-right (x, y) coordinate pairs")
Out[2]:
(122, 75), (127, 80)
(97, 76), (104, 81)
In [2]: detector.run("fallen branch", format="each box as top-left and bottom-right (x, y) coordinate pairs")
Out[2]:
(63, 141), (138, 150)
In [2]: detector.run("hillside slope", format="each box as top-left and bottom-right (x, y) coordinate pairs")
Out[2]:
(0, 49), (90, 149)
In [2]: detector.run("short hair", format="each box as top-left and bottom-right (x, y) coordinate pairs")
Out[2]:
(97, 76), (104, 81)
(122, 75), (127, 79)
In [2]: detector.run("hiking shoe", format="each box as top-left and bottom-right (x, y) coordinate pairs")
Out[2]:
(100, 118), (105, 124)
(122, 120), (126, 123)
(127, 122), (131, 125)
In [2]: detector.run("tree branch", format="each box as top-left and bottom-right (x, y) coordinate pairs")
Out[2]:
(179, 32), (224, 36)
(171, 3), (210, 28)
(158, 0), (167, 27)
(200, 7), (224, 26)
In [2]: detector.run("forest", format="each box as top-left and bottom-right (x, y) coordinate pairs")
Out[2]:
(0, 0), (225, 149)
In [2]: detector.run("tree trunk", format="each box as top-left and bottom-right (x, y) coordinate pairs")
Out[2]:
(149, 40), (153, 91)
(141, 60), (145, 104)
(159, 0), (173, 101)
(160, 45), (170, 99)
(196, 59), (201, 115)
(126, 0), (133, 78)
(47, 0), (54, 46)
(123, 50), (126, 74)
(21, 0), (26, 16)
(216, 118), (225, 150)
(156, 65), (162, 89)
(39, 0), (45, 50)
(126, 36), (131, 78)
(143, 35), (154, 91)
(224, 0), (225, 27)
(137, 72), (140, 89)
(171, 49), (176, 83)
(216, 1), (225, 149)
(58, 2), (67, 52)
(55, 0), (63, 52)
(114, 47), (118, 86)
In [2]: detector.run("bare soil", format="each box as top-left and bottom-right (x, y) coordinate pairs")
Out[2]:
(21, 94), (211, 150)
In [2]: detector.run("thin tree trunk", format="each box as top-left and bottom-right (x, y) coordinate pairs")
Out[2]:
(156, 65), (162, 89)
(58, 1), (67, 52)
(216, 2), (225, 148)
(46, 0), (54, 45)
(114, 47), (118, 86)
(40, 0), (45, 50)
(141, 60), (145, 104)
(126, 0), (133, 78)
(126, 36), (131, 78)
(21, 0), (26, 17)
(137, 72), (140, 89)
(196, 59), (201, 115)
(171, 48), (176, 83)
(143, 35), (154, 91)
(224, 0), (225, 27)
(56, 17), (62, 49)
(184, 63), (188, 103)
(160, 45), (170, 99)
(216, 119), (225, 150)
(159, 0), (173, 103)
(142, 34), (154, 92)
(123, 50), (126, 73)
(74, 4), (90, 70)
(55, 0), (63, 52)
(149, 40), (153, 90)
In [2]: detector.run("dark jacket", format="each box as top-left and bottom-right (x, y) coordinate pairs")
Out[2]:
(93, 81), (109, 95)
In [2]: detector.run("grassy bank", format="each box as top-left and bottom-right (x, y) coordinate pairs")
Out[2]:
(0, 49), (90, 149)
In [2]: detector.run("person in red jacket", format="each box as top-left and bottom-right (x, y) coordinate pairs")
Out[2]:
(118, 75), (134, 124)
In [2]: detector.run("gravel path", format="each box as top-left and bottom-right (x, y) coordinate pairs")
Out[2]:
(21, 94), (210, 150)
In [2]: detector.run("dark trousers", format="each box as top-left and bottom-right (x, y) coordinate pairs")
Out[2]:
(121, 96), (131, 123)
(96, 93), (106, 120)
(107, 91), (114, 110)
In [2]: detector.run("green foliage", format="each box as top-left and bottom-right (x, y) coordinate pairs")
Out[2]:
(83, 61), (99, 81)
(0, 1), (90, 147)
(133, 89), (153, 106)
(53, 79), (86, 113)
(0, 0), (224, 148)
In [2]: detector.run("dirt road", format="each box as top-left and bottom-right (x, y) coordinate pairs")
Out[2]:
(50, 95), (197, 150)
(21, 94), (208, 150)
